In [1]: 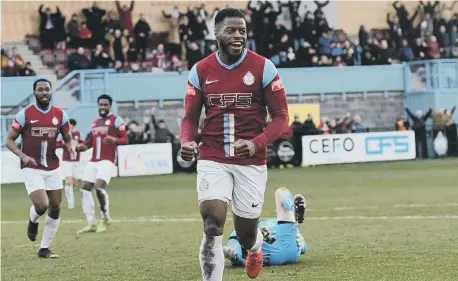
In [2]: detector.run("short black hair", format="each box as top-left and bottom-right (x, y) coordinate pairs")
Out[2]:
(214, 8), (244, 26)
(69, 119), (77, 126)
(98, 94), (113, 105)
(33, 78), (52, 91)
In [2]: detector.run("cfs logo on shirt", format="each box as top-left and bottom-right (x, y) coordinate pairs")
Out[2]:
(207, 93), (253, 108)
(365, 135), (409, 155)
(31, 127), (58, 138)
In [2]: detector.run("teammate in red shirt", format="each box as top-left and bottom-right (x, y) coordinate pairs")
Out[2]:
(180, 9), (289, 280)
(5, 78), (76, 259)
(57, 118), (83, 209)
(76, 94), (128, 234)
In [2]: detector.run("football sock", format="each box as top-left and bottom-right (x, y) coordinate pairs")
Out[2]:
(275, 188), (296, 222)
(81, 189), (96, 225)
(29, 205), (43, 223)
(64, 183), (75, 209)
(199, 234), (224, 281)
(40, 216), (60, 249)
(95, 188), (110, 220)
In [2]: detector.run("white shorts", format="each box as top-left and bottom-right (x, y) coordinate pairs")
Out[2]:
(22, 168), (63, 195)
(82, 160), (115, 185)
(196, 160), (268, 219)
(61, 161), (83, 179)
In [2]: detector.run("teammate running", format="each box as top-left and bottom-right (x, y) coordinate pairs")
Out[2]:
(76, 94), (128, 234)
(5, 78), (75, 258)
(180, 8), (289, 280)
(223, 188), (308, 266)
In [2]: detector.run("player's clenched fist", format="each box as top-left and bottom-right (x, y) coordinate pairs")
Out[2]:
(181, 141), (198, 161)
(20, 154), (38, 166)
(76, 143), (88, 152)
(234, 139), (256, 158)
(103, 135), (117, 144)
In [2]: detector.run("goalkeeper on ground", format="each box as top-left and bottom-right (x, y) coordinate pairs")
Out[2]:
(223, 187), (307, 266)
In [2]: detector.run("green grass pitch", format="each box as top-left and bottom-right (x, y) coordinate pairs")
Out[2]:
(2, 159), (458, 281)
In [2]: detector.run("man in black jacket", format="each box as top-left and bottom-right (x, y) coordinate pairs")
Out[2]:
(38, 5), (59, 49)
(405, 106), (432, 159)
(133, 14), (151, 61)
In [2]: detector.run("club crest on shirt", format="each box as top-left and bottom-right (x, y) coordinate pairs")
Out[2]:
(52, 117), (58, 125)
(105, 120), (111, 126)
(243, 71), (255, 86)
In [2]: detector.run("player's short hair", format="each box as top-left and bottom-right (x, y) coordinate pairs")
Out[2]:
(33, 78), (52, 91)
(214, 8), (244, 27)
(69, 119), (77, 126)
(98, 94), (113, 105)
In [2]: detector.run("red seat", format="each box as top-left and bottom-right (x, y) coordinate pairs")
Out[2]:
(41, 50), (55, 66)
(54, 50), (67, 64)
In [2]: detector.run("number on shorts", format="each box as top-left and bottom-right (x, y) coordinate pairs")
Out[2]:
(40, 140), (48, 167)
(96, 136), (101, 159)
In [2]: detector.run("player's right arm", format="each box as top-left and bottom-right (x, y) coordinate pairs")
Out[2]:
(180, 63), (204, 161)
(76, 131), (93, 152)
(5, 110), (37, 166)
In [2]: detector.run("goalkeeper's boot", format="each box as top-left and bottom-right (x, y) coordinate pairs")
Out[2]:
(96, 218), (111, 233)
(76, 224), (97, 234)
(260, 226), (276, 244)
(294, 194), (306, 224)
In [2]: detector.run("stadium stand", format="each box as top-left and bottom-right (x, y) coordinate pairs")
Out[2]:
(2, 1), (456, 79)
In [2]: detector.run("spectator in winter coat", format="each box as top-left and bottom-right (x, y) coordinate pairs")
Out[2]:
(405, 106), (433, 159)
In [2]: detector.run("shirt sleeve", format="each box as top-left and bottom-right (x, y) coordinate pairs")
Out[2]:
(60, 110), (70, 134)
(188, 63), (202, 90)
(114, 116), (129, 145)
(180, 63), (204, 144)
(114, 116), (125, 128)
(11, 109), (26, 133)
(262, 59), (278, 88)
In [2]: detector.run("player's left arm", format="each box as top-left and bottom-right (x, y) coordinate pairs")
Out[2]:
(105, 116), (129, 145)
(60, 111), (74, 150)
(56, 139), (64, 149)
(77, 132), (92, 152)
(252, 59), (289, 152)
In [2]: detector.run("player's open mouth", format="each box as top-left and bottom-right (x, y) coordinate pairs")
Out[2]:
(230, 42), (243, 49)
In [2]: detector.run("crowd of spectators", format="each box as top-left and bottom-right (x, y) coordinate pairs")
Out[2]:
(124, 105), (178, 145)
(377, 1), (458, 64)
(1, 47), (37, 77)
(31, 0), (457, 76)
(290, 112), (367, 137)
(36, 1), (188, 75)
(398, 105), (457, 158)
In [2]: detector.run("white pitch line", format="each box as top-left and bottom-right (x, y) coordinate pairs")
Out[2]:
(305, 215), (458, 220)
(2, 215), (458, 225)
(308, 203), (458, 211)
